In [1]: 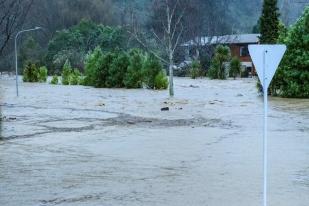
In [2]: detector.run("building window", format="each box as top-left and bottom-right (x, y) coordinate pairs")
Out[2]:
(240, 46), (249, 57)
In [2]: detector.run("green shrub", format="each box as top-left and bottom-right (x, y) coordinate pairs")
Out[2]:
(269, 6), (309, 98)
(229, 57), (241, 79)
(23, 63), (49, 83)
(69, 69), (82, 85)
(96, 52), (116, 87)
(207, 60), (219, 80)
(154, 71), (168, 90)
(51, 75), (59, 85)
(143, 54), (163, 89)
(61, 60), (83, 85)
(124, 49), (145, 88)
(61, 59), (72, 85)
(83, 48), (167, 90)
(38, 66), (48, 82)
(189, 60), (202, 79)
(208, 45), (231, 79)
(106, 51), (129, 88)
(23, 62), (38, 82)
(84, 47), (104, 86)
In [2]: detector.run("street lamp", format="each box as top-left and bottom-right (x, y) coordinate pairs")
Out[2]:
(15, 27), (42, 97)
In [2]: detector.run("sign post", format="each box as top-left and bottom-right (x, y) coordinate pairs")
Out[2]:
(249, 44), (286, 206)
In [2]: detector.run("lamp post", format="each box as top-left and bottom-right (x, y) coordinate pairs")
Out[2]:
(15, 27), (42, 97)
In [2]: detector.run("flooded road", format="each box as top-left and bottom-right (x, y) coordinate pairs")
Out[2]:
(0, 77), (309, 206)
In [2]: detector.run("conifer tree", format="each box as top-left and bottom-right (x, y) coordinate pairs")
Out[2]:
(259, 0), (280, 43)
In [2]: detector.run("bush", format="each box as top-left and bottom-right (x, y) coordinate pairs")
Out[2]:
(50, 75), (59, 85)
(61, 60), (82, 85)
(208, 45), (231, 79)
(123, 49), (145, 88)
(23, 62), (39, 82)
(143, 54), (163, 89)
(83, 48), (167, 90)
(189, 60), (202, 79)
(106, 51), (129, 88)
(23, 63), (48, 83)
(38, 66), (48, 82)
(61, 59), (72, 85)
(269, 6), (309, 98)
(207, 60), (219, 80)
(229, 57), (241, 79)
(154, 71), (168, 90)
(69, 69), (82, 85)
(96, 52), (116, 87)
(84, 47), (104, 86)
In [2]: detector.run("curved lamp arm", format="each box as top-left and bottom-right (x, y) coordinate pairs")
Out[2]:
(15, 27), (43, 97)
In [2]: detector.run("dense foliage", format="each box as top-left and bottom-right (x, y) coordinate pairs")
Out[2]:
(20, 37), (44, 68)
(38, 66), (48, 82)
(270, 7), (309, 98)
(189, 61), (202, 79)
(208, 45), (231, 79)
(259, 0), (280, 44)
(23, 63), (48, 83)
(84, 48), (168, 90)
(46, 20), (127, 72)
(61, 59), (82, 85)
(50, 75), (59, 85)
(123, 49), (145, 89)
(143, 54), (166, 89)
(229, 57), (241, 79)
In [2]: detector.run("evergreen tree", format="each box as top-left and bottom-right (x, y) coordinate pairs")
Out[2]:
(259, 0), (280, 43)
(271, 6), (309, 98)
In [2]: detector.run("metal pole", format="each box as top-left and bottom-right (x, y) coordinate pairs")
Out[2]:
(263, 49), (268, 206)
(15, 34), (19, 97)
(14, 27), (42, 97)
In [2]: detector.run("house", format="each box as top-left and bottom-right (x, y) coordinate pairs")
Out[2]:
(181, 33), (260, 75)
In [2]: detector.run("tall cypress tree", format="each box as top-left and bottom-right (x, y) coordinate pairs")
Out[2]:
(259, 0), (280, 43)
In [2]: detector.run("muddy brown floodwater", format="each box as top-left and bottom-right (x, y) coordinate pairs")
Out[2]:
(0, 76), (309, 206)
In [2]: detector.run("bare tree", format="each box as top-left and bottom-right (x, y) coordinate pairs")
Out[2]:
(0, 0), (34, 55)
(129, 0), (186, 97)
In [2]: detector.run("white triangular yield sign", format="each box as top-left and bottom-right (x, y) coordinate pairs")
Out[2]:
(249, 44), (286, 90)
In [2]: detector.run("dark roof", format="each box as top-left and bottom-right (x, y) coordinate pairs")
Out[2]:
(182, 34), (260, 47)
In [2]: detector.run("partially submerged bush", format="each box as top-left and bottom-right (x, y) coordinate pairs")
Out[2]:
(84, 47), (104, 86)
(50, 75), (59, 85)
(124, 49), (145, 88)
(154, 71), (168, 90)
(61, 59), (82, 85)
(23, 62), (48, 83)
(229, 57), (241, 79)
(189, 60), (202, 79)
(96, 52), (116, 87)
(143, 54), (163, 89)
(208, 45), (231, 79)
(23, 62), (39, 82)
(61, 59), (72, 85)
(83, 48), (167, 90)
(106, 51), (128, 88)
(69, 69), (82, 85)
(38, 66), (48, 82)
